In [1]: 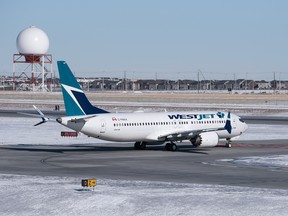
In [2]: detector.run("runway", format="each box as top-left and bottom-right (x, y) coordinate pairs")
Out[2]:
(1, 140), (288, 189)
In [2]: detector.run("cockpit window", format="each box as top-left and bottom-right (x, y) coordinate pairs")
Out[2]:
(239, 118), (245, 123)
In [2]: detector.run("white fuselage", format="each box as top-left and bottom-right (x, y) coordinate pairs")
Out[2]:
(57, 111), (247, 143)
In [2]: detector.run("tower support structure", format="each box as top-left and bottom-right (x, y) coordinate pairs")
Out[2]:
(13, 54), (53, 91)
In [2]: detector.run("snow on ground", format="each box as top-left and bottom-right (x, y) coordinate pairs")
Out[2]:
(0, 117), (108, 146)
(236, 124), (288, 141)
(1, 174), (288, 216)
(219, 155), (288, 169)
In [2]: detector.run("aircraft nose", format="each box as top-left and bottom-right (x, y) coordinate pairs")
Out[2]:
(56, 117), (62, 123)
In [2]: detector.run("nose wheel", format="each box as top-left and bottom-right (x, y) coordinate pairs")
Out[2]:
(165, 142), (177, 151)
(225, 138), (232, 148)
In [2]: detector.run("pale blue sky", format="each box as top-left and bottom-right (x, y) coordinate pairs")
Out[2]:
(1, 0), (288, 80)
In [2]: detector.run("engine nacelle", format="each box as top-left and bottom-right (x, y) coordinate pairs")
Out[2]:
(190, 132), (219, 147)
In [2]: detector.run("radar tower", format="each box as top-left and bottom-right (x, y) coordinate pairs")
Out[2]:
(13, 26), (53, 91)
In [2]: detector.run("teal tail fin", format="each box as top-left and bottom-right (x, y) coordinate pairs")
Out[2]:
(57, 61), (109, 116)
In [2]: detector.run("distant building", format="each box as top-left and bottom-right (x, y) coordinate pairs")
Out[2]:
(1, 73), (288, 92)
(256, 80), (271, 89)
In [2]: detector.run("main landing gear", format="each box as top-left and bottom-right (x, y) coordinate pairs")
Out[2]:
(134, 142), (146, 150)
(134, 141), (178, 151)
(165, 142), (177, 152)
(225, 138), (232, 148)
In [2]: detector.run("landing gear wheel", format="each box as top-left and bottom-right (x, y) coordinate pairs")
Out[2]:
(134, 142), (141, 150)
(171, 143), (177, 152)
(140, 142), (146, 150)
(225, 138), (232, 148)
(134, 142), (146, 150)
(226, 143), (232, 148)
(165, 143), (177, 151)
(165, 143), (171, 151)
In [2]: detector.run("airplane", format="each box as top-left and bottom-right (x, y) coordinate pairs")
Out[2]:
(35, 61), (248, 151)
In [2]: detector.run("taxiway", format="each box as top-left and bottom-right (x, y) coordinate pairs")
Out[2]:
(0, 141), (288, 189)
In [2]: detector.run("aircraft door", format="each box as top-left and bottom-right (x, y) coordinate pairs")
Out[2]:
(232, 115), (237, 129)
(173, 120), (178, 128)
(100, 119), (106, 133)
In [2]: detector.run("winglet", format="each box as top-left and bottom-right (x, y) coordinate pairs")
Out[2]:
(224, 112), (232, 134)
(33, 105), (44, 117)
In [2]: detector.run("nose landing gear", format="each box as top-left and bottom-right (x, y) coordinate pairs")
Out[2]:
(225, 138), (232, 148)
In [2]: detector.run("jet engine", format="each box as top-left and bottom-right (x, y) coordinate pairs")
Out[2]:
(190, 132), (219, 147)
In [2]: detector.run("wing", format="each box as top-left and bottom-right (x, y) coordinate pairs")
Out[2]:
(157, 127), (226, 141)
(158, 113), (232, 141)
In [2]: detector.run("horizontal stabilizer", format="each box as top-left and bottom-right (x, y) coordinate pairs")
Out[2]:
(18, 105), (55, 126)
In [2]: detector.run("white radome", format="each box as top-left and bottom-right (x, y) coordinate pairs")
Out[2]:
(16, 26), (49, 54)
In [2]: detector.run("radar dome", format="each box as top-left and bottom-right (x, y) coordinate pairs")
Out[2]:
(16, 26), (49, 54)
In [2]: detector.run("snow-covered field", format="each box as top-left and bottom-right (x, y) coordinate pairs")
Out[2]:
(0, 117), (100, 146)
(1, 116), (288, 215)
(1, 174), (288, 216)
